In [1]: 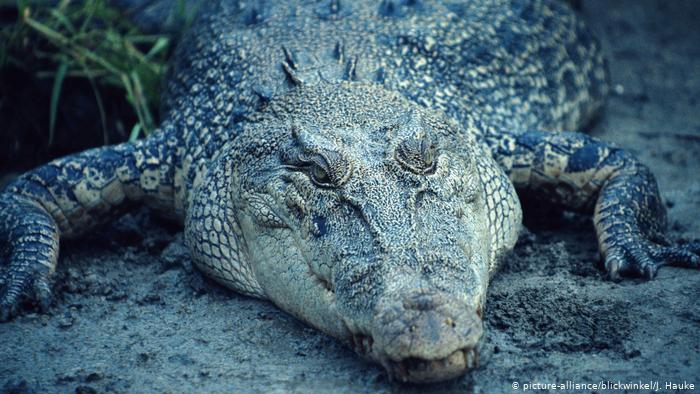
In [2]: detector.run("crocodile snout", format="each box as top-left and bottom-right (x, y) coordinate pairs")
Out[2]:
(370, 289), (483, 383)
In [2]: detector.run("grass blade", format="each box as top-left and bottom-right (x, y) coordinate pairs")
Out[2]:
(130, 71), (154, 134)
(49, 8), (76, 34)
(49, 60), (68, 146)
(24, 16), (122, 75)
(15, 0), (29, 18)
(79, 62), (109, 145)
(145, 36), (169, 60)
(128, 123), (141, 142)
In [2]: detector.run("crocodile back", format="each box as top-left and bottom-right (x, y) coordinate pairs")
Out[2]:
(161, 0), (608, 160)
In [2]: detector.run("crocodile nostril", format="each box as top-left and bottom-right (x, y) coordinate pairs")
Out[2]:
(402, 292), (442, 311)
(415, 189), (426, 208)
(371, 290), (484, 364)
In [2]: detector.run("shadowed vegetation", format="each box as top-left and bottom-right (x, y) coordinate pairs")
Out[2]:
(0, 0), (192, 173)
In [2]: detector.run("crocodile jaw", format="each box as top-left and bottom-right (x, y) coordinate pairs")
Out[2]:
(383, 347), (481, 383)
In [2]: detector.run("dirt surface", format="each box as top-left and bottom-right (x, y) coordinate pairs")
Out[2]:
(1, 1), (699, 393)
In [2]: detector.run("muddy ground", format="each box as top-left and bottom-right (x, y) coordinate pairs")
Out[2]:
(1, 1), (699, 393)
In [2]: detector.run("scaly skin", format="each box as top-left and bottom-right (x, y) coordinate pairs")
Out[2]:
(1, 0), (699, 383)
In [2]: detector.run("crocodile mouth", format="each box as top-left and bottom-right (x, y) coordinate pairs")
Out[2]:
(350, 333), (478, 383)
(383, 347), (479, 383)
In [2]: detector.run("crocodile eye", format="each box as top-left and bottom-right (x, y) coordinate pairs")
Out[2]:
(281, 126), (351, 188)
(281, 151), (339, 188)
(396, 132), (437, 175)
(309, 161), (332, 187)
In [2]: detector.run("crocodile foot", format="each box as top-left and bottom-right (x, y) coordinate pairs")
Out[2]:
(0, 193), (58, 321)
(604, 238), (700, 280)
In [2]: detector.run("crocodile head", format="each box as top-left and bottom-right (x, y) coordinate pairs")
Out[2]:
(229, 83), (492, 383)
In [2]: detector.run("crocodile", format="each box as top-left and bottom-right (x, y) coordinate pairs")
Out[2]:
(1, 0), (699, 383)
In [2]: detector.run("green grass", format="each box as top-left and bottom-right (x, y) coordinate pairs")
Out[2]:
(1, 0), (181, 143)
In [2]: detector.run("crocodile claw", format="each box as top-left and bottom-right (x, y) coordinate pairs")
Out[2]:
(0, 266), (54, 321)
(604, 239), (700, 280)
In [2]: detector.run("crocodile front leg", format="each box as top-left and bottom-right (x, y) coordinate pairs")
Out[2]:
(486, 130), (700, 279)
(0, 128), (182, 319)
